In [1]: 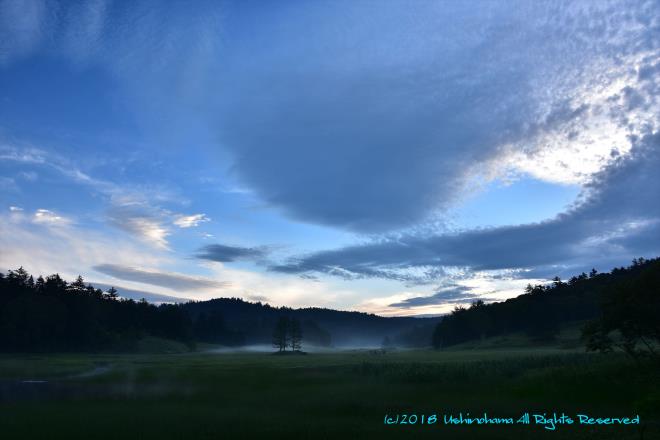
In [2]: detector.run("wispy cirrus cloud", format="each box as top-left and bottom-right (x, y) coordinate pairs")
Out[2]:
(174, 213), (209, 228)
(93, 263), (229, 291)
(0, 143), (205, 249)
(0, 176), (17, 192)
(33, 208), (72, 226)
(107, 209), (170, 250)
(0, 207), (166, 284)
(0, 0), (50, 65)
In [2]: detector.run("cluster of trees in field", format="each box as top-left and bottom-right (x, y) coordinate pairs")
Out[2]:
(432, 258), (660, 358)
(272, 316), (303, 352)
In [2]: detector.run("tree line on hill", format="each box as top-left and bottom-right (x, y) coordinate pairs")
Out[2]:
(0, 268), (193, 351)
(432, 257), (660, 359)
(3, 257), (656, 354)
(0, 267), (432, 351)
(581, 258), (660, 359)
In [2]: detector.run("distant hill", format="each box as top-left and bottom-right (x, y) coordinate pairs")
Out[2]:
(182, 298), (441, 348)
(432, 257), (660, 349)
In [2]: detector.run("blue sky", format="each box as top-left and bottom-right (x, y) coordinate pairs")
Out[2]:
(1, 0), (658, 315)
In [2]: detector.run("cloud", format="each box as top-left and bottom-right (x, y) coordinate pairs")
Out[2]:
(2, 2), (656, 234)
(0, 144), (210, 250)
(0, 176), (17, 192)
(0, 145), (47, 164)
(9, 206), (22, 212)
(19, 171), (38, 181)
(195, 244), (269, 263)
(0, 207), (166, 285)
(214, 0), (658, 232)
(389, 285), (480, 308)
(1, 202), (340, 309)
(60, 0), (108, 63)
(107, 207), (170, 250)
(93, 263), (229, 291)
(0, 144), (182, 248)
(92, 283), (188, 304)
(271, 132), (660, 281)
(246, 294), (269, 303)
(198, 262), (352, 309)
(106, 198), (211, 250)
(0, 0), (50, 64)
(33, 209), (72, 226)
(174, 213), (209, 228)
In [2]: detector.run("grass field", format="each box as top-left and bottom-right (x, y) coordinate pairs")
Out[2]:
(0, 347), (658, 439)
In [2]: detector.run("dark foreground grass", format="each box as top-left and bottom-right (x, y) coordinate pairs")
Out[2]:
(0, 348), (658, 439)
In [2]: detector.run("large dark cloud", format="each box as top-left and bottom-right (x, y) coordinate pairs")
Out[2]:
(1, 1), (655, 236)
(270, 132), (660, 280)
(195, 244), (269, 263)
(216, 1), (657, 232)
(94, 264), (228, 291)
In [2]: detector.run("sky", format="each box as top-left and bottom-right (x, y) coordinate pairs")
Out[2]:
(0, 0), (658, 316)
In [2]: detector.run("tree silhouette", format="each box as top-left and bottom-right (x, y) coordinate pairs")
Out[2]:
(70, 275), (86, 292)
(289, 317), (302, 352)
(433, 258), (659, 349)
(272, 316), (290, 352)
(106, 286), (118, 299)
(583, 258), (660, 359)
(35, 275), (45, 292)
(0, 268), (194, 351)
